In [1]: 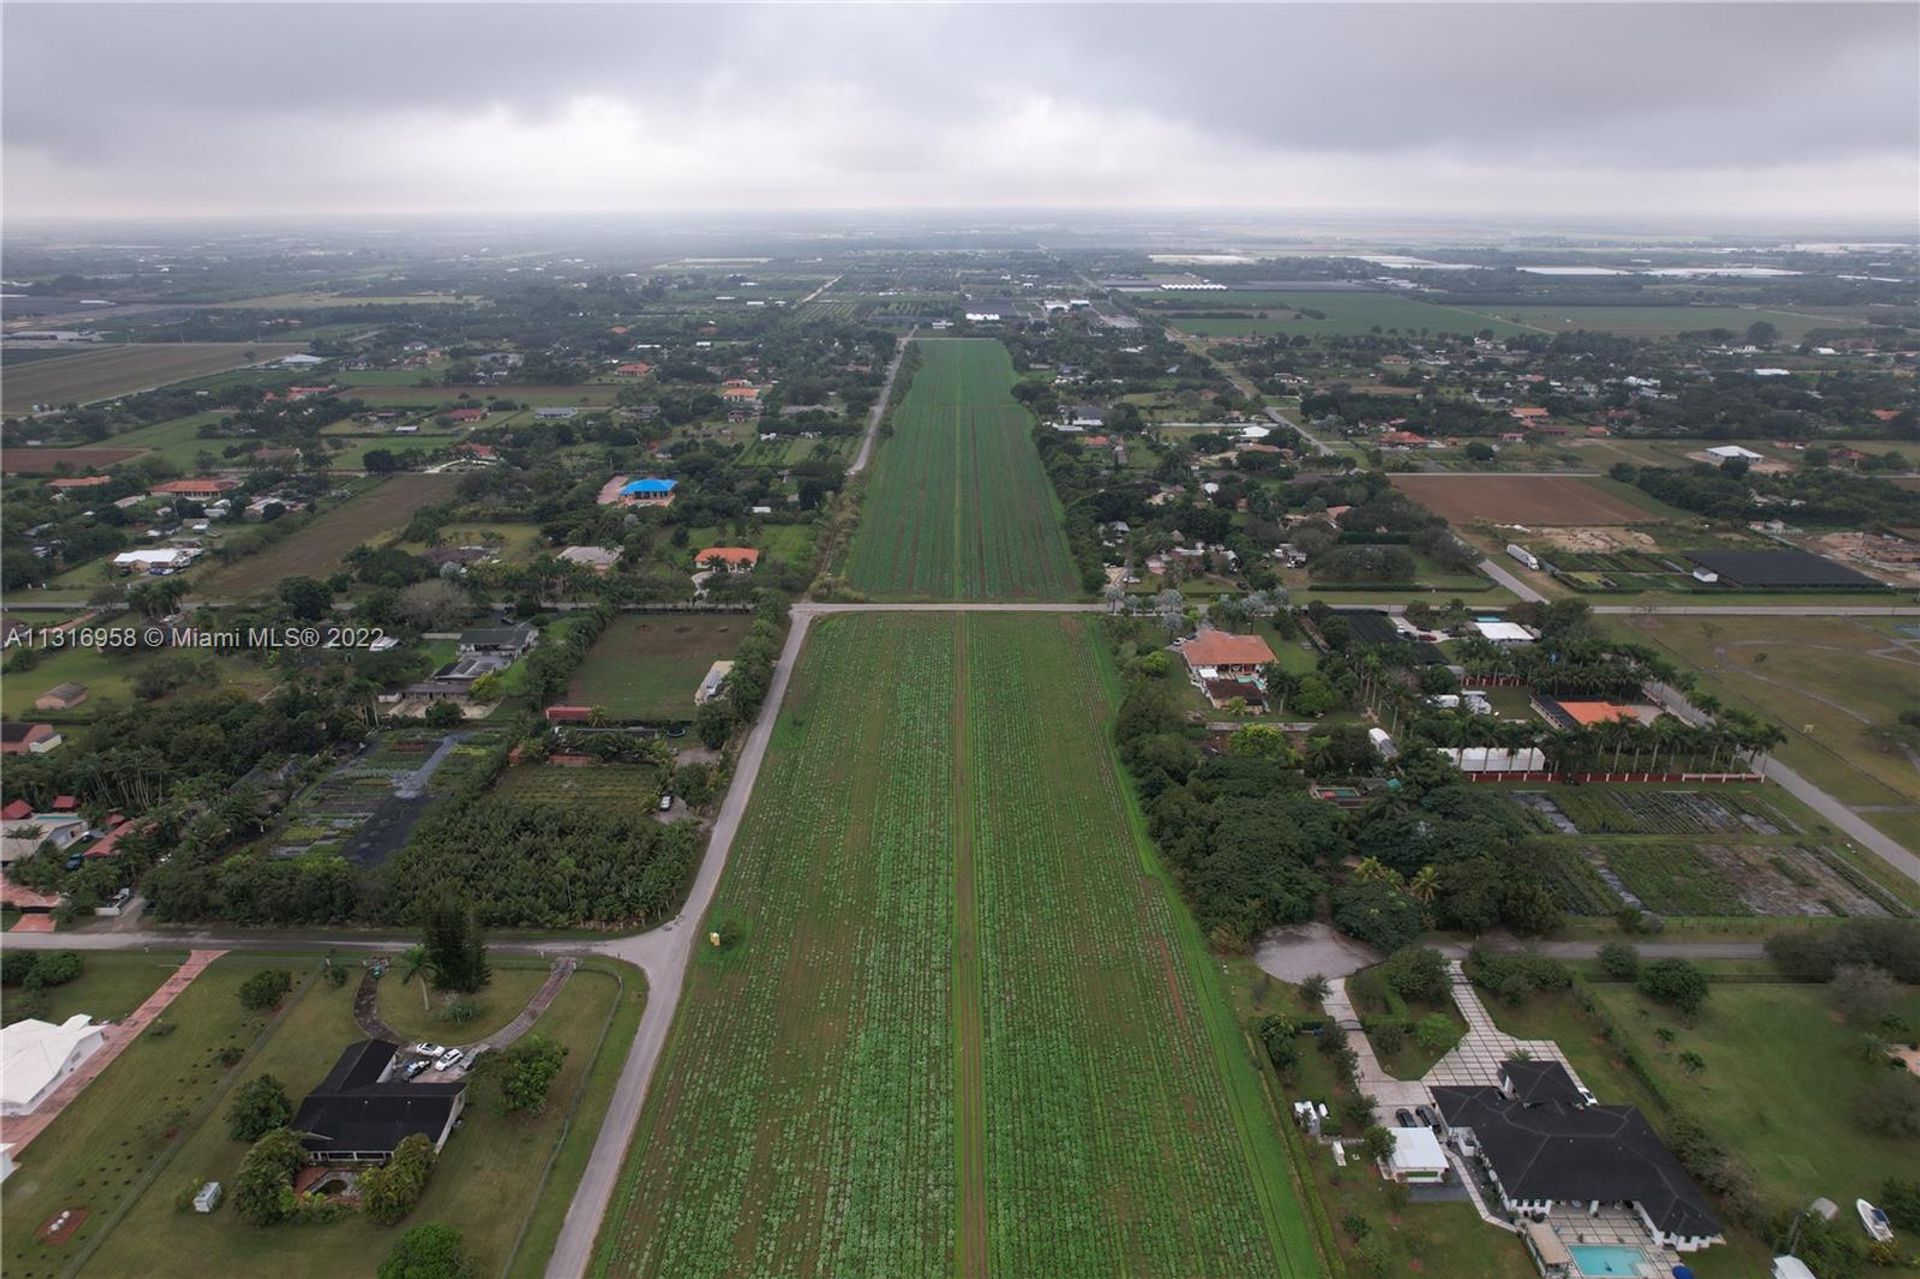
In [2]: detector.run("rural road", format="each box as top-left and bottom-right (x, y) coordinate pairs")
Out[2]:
(1761, 756), (1920, 884)
(849, 326), (916, 476)
(1475, 556), (1549, 603)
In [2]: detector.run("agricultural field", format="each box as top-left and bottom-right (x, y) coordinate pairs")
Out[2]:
(0, 447), (147, 475)
(491, 762), (663, 816)
(209, 291), (485, 309)
(1614, 614), (1920, 848)
(72, 958), (637, 1279)
(1156, 292), (1527, 339)
(844, 340), (1079, 600)
(97, 412), (232, 468)
(566, 615), (750, 721)
(594, 613), (1318, 1278)
(1446, 303), (1854, 342)
(393, 522), (547, 564)
(0, 343), (303, 414)
(1512, 787), (1915, 918)
(270, 727), (509, 866)
(342, 384), (616, 409)
(1389, 473), (1665, 526)
(195, 473), (462, 596)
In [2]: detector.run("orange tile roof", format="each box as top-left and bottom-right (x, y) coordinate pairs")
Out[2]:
(720, 386), (760, 399)
(1181, 631), (1276, 668)
(1556, 700), (1636, 726)
(696, 547), (760, 567)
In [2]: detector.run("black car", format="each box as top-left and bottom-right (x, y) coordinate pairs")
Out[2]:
(1395, 1108), (1416, 1128)
(1416, 1105), (1443, 1131)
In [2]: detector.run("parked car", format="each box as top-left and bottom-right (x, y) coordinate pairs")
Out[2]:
(436, 1047), (463, 1070)
(658, 794), (674, 812)
(414, 1042), (445, 1058)
(402, 1058), (431, 1080)
(458, 1048), (483, 1071)
(1416, 1105), (1443, 1132)
(1395, 1109), (1416, 1128)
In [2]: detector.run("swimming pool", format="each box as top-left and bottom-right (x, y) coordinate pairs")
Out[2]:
(1569, 1243), (1650, 1276)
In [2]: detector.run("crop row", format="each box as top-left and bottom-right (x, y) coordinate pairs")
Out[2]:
(595, 617), (957, 1276)
(845, 340), (1078, 601)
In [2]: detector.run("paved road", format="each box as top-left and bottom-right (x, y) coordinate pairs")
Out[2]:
(1475, 556), (1549, 603)
(1763, 756), (1920, 883)
(848, 327), (915, 476)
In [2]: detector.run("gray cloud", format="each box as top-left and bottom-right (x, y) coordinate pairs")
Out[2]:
(4, 3), (1915, 221)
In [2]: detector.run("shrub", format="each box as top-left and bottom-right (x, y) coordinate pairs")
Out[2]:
(238, 968), (294, 1011)
(1415, 1012), (1456, 1053)
(0, 950), (39, 985)
(1597, 941), (1640, 980)
(379, 1223), (477, 1279)
(3, 988), (49, 1026)
(1331, 880), (1424, 953)
(1378, 946), (1448, 1005)
(1371, 1022), (1405, 1056)
(21, 950), (84, 989)
(1852, 1071), (1920, 1138)
(1884, 1175), (1920, 1232)
(360, 1134), (437, 1226)
(227, 1075), (292, 1143)
(1637, 959), (1709, 1015)
(490, 1033), (567, 1116)
(233, 1128), (303, 1225)
(1830, 963), (1899, 1024)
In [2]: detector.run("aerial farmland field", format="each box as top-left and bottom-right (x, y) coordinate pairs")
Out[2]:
(593, 613), (1319, 1278)
(1159, 292), (1526, 339)
(1390, 473), (1666, 526)
(195, 472), (462, 595)
(844, 339), (1079, 600)
(1444, 303), (1853, 341)
(0, 342), (302, 413)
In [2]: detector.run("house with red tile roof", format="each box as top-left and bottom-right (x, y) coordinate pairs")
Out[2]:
(448, 407), (488, 423)
(149, 479), (238, 498)
(47, 476), (112, 491)
(696, 547), (760, 573)
(614, 362), (653, 377)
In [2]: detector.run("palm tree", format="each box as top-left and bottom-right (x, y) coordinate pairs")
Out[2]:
(1408, 865), (1440, 906)
(1354, 856), (1402, 888)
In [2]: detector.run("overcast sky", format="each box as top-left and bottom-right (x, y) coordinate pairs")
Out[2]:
(5, 3), (1917, 227)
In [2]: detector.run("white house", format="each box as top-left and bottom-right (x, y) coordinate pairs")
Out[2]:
(1704, 444), (1764, 462)
(1, 1015), (105, 1115)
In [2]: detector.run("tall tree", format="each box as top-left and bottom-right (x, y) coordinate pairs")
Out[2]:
(421, 894), (490, 994)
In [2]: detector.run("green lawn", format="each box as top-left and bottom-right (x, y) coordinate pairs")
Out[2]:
(1162, 293), (1527, 339)
(680, 523), (817, 567)
(81, 958), (626, 1279)
(3, 953), (307, 1279)
(1492, 981), (1920, 1278)
(23, 952), (187, 1024)
(106, 413), (233, 468)
(1, 647), (139, 719)
(373, 964), (554, 1045)
(566, 614), (749, 721)
(1453, 304), (1858, 343)
(394, 523), (547, 565)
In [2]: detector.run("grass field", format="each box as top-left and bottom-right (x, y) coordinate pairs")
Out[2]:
(1, 953), (303, 1278)
(592, 613), (1319, 1278)
(394, 522), (546, 564)
(0, 447), (149, 475)
(16, 951), (186, 1029)
(1496, 980), (1920, 1277)
(566, 615), (749, 720)
(845, 340), (1079, 601)
(374, 964), (553, 1045)
(1448, 304), (1856, 342)
(79, 958), (627, 1279)
(100, 412), (233, 468)
(195, 473), (461, 596)
(1160, 293), (1527, 339)
(1616, 614), (1920, 819)
(1, 344), (303, 414)
(210, 292), (484, 309)
(1390, 473), (1669, 525)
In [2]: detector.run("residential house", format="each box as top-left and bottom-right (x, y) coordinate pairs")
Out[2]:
(111, 547), (201, 575)
(447, 408), (488, 424)
(1176, 631), (1277, 711)
(292, 1040), (466, 1165)
(558, 546), (623, 575)
(614, 362), (654, 378)
(0, 723), (63, 757)
(1435, 1060), (1724, 1254)
(533, 407), (579, 421)
(616, 477), (677, 508)
(46, 476), (112, 492)
(33, 683), (88, 712)
(457, 624), (537, 657)
(148, 479), (238, 500)
(695, 547), (759, 573)
(1, 811), (88, 866)
(1, 1015), (106, 1115)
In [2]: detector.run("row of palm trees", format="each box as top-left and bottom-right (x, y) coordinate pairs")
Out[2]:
(1403, 706), (1787, 774)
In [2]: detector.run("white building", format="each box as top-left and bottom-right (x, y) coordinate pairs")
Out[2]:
(1704, 445), (1764, 462)
(1384, 1126), (1449, 1184)
(1471, 619), (1536, 645)
(1, 1015), (105, 1115)
(112, 547), (201, 574)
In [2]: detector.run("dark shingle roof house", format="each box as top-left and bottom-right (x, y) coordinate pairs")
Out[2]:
(292, 1040), (465, 1164)
(1435, 1068), (1722, 1250)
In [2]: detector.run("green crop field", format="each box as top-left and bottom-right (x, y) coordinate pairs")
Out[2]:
(845, 340), (1079, 600)
(1448, 304), (1854, 342)
(593, 613), (1318, 1278)
(196, 473), (462, 596)
(1163, 293), (1526, 339)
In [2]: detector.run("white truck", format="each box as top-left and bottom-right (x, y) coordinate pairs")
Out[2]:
(1506, 543), (1541, 572)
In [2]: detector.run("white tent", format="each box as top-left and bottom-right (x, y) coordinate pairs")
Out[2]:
(1385, 1126), (1449, 1183)
(1, 1015), (103, 1115)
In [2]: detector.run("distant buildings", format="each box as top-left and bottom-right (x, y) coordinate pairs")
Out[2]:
(0, 722), (64, 757)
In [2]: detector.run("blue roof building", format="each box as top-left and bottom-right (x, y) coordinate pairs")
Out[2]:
(619, 478), (677, 497)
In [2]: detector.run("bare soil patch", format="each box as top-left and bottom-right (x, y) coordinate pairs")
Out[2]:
(1390, 474), (1651, 526)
